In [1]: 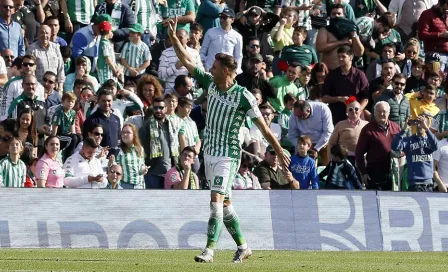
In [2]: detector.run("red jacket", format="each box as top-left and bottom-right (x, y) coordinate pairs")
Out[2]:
(355, 120), (401, 175)
(418, 6), (448, 53)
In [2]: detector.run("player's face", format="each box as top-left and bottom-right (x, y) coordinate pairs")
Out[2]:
(210, 60), (225, 83)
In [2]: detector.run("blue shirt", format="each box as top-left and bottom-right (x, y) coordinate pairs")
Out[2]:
(289, 155), (319, 189)
(45, 90), (61, 109)
(55, 36), (67, 47)
(83, 110), (121, 149)
(0, 18), (25, 57)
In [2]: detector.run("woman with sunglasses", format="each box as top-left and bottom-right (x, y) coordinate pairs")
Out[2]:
(74, 124), (109, 168)
(400, 38), (421, 78)
(233, 153), (261, 190)
(327, 97), (369, 166)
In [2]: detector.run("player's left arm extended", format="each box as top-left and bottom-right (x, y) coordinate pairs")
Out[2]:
(253, 117), (283, 155)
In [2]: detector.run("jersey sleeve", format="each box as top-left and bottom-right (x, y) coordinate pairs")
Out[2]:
(241, 89), (262, 121)
(193, 67), (213, 90)
(51, 110), (62, 126)
(36, 160), (49, 181)
(101, 40), (111, 58)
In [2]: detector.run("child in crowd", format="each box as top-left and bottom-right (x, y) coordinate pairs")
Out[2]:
(60, 46), (73, 74)
(289, 135), (319, 190)
(278, 93), (296, 130)
(278, 27), (318, 72)
(188, 22), (203, 51)
(404, 58), (425, 94)
(319, 144), (363, 190)
(51, 92), (79, 162)
(120, 23), (152, 84)
(97, 21), (120, 85)
(296, 65), (311, 100)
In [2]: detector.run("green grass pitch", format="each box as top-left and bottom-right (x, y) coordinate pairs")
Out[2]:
(0, 249), (447, 271)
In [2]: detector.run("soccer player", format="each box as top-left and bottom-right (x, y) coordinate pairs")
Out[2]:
(167, 18), (291, 263)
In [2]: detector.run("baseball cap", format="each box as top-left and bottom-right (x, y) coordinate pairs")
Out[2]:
(220, 8), (235, 18)
(129, 23), (144, 34)
(250, 53), (263, 63)
(425, 52), (440, 63)
(99, 21), (112, 32)
(93, 14), (112, 25)
(248, 7), (262, 16)
(266, 145), (291, 157)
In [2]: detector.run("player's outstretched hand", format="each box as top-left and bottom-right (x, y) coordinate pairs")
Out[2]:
(278, 150), (291, 169)
(167, 17), (178, 39)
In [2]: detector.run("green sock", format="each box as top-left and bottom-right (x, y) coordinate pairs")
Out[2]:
(206, 202), (223, 250)
(223, 205), (246, 246)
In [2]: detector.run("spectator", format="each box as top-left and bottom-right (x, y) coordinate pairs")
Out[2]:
(355, 101), (401, 190)
(328, 99), (369, 166)
(42, 71), (61, 109)
(278, 26), (318, 70)
(0, 51), (8, 87)
(235, 53), (276, 104)
(319, 143), (363, 190)
(158, 0), (195, 40)
(296, 65), (312, 100)
(400, 38), (421, 78)
(97, 21), (120, 85)
(374, 73), (410, 130)
(433, 135), (448, 192)
(389, 0), (436, 44)
(270, 8), (298, 75)
(63, 57), (99, 93)
(132, 0), (159, 46)
(12, 0), (44, 47)
(105, 163), (123, 189)
(51, 92), (79, 162)
(316, 4), (364, 70)
(178, 97), (201, 168)
(406, 85), (440, 134)
(418, 0), (448, 71)
(139, 96), (179, 189)
(310, 62), (329, 86)
(70, 14), (112, 65)
(66, 0), (96, 33)
(172, 75), (194, 99)
(200, 8), (243, 74)
(391, 116), (438, 192)
(233, 152), (261, 190)
(321, 45), (369, 125)
(0, 54), (45, 121)
(371, 14), (403, 59)
(164, 146), (200, 189)
(74, 123), (108, 168)
(16, 108), (37, 147)
(187, 22), (203, 52)
(120, 23), (151, 84)
(190, 96), (207, 134)
(0, 136), (26, 187)
(278, 92), (296, 130)
(431, 87), (448, 140)
(21, 144), (37, 187)
(250, 103), (282, 157)
(75, 85), (95, 134)
(404, 58), (426, 94)
(233, 6), (279, 55)
(369, 59), (397, 106)
(158, 29), (202, 94)
(253, 145), (299, 189)
(60, 46), (73, 74)
(35, 136), (64, 188)
(83, 89), (122, 157)
(365, 43), (402, 81)
(289, 135), (319, 190)
(136, 74), (163, 113)
(241, 37), (261, 74)
(0, 0), (24, 57)
(287, 100), (334, 165)
(146, 38), (171, 77)
(63, 137), (107, 188)
(268, 62), (301, 112)
(113, 123), (147, 189)
(26, 25), (65, 93)
(92, 0), (136, 51)
(45, 16), (67, 46)
(356, 13), (394, 57)
(1, 48), (13, 68)
(0, 118), (15, 160)
(196, 0), (226, 34)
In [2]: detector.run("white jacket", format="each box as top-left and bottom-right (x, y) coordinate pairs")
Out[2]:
(389, 0), (437, 24)
(63, 152), (107, 188)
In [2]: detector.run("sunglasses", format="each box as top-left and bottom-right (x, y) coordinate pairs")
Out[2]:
(22, 62), (35, 67)
(110, 170), (122, 176)
(43, 78), (55, 84)
(220, 15), (230, 20)
(2, 5), (13, 10)
(394, 81), (405, 86)
(261, 112), (272, 117)
(93, 132), (103, 136)
(249, 44), (260, 49)
(348, 107), (360, 112)
(153, 106), (165, 110)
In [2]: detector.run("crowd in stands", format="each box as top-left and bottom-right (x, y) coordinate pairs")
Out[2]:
(0, 0), (448, 193)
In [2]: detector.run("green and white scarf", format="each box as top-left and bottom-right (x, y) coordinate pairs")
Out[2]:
(148, 116), (179, 159)
(175, 163), (196, 189)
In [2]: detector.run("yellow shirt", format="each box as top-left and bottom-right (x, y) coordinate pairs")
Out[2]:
(405, 92), (440, 133)
(270, 24), (294, 52)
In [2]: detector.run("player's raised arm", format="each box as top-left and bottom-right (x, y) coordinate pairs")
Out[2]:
(167, 17), (198, 75)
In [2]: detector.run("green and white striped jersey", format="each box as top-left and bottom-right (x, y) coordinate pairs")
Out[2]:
(116, 146), (145, 186)
(119, 40), (151, 76)
(193, 68), (262, 159)
(179, 116), (199, 147)
(135, 0), (152, 31)
(67, 0), (95, 25)
(0, 156), (26, 188)
(97, 37), (116, 85)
